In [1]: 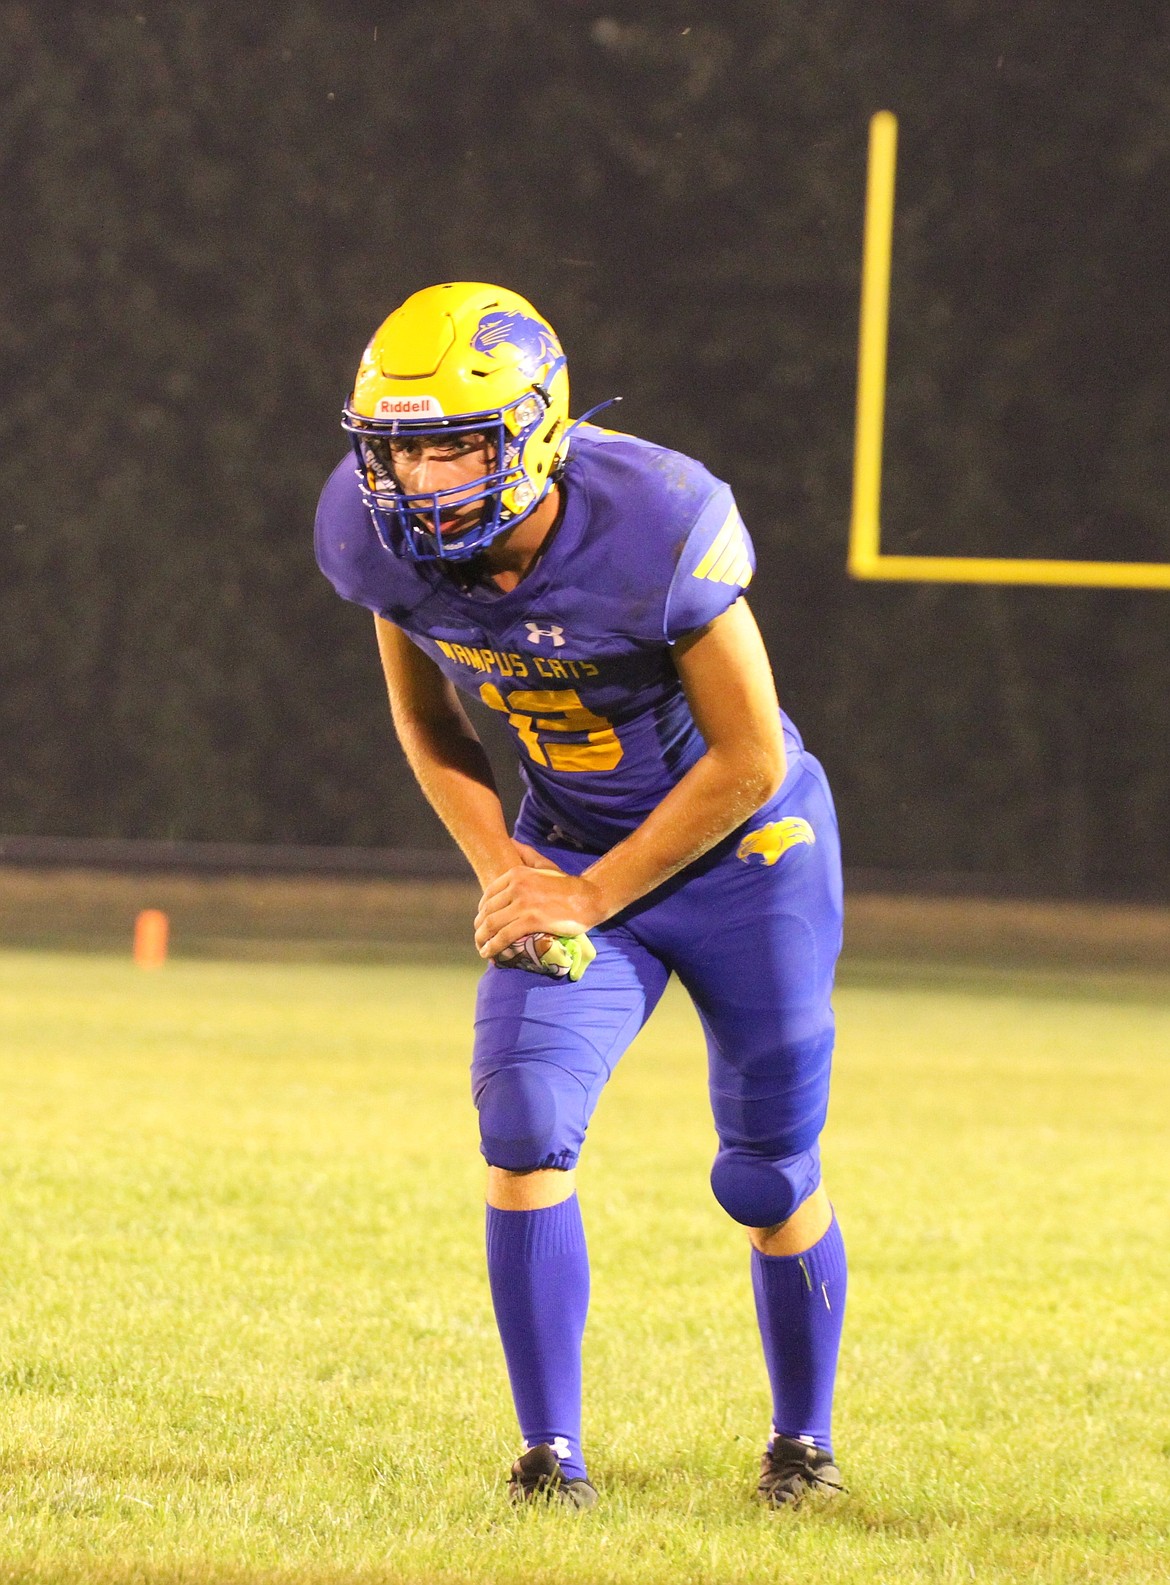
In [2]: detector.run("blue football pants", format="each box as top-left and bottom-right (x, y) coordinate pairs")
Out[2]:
(471, 755), (843, 1225)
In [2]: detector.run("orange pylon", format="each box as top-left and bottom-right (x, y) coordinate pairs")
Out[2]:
(134, 909), (169, 969)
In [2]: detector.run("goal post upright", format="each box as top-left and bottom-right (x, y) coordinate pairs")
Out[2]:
(849, 110), (897, 576)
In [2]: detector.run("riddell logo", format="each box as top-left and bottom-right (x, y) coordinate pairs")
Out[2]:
(374, 395), (445, 418)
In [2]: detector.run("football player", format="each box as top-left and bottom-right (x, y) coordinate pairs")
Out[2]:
(315, 283), (847, 1510)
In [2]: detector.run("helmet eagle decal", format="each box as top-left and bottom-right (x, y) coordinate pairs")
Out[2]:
(471, 312), (562, 383)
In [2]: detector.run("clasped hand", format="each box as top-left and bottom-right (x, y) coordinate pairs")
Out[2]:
(474, 844), (606, 960)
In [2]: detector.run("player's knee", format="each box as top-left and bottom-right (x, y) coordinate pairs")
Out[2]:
(476, 1065), (561, 1171)
(710, 1144), (821, 1229)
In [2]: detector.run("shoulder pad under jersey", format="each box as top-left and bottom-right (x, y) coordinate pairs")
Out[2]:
(315, 454), (430, 621)
(566, 427), (756, 642)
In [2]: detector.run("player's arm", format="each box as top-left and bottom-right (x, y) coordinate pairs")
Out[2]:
(374, 615), (522, 890)
(474, 597), (786, 953)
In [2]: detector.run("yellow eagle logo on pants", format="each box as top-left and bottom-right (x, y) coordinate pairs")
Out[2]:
(736, 817), (816, 866)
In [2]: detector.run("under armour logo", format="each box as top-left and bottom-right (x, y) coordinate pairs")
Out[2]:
(524, 621), (565, 648)
(550, 1436), (573, 1461)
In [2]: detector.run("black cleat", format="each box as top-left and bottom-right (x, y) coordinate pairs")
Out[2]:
(757, 1434), (845, 1508)
(508, 1443), (598, 1510)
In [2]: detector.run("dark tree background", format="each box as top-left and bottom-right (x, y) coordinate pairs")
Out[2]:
(2, 0), (1168, 895)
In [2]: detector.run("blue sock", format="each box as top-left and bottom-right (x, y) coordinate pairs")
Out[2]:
(751, 1213), (846, 1454)
(485, 1194), (590, 1481)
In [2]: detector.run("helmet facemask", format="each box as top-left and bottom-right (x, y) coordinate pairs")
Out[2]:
(342, 377), (564, 563)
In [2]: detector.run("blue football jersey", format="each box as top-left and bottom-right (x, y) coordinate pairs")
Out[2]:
(315, 425), (802, 851)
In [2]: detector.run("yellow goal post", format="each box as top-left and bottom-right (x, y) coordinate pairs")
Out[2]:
(848, 110), (1170, 590)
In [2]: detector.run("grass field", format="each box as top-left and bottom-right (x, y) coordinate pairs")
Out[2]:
(1, 945), (1168, 1584)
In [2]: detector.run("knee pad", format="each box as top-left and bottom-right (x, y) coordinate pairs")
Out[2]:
(476, 1064), (560, 1171)
(710, 1143), (821, 1228)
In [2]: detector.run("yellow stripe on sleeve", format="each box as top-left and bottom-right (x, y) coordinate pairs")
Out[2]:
(724, 551), (753, 586)
(692, 507), (753, 587)
(692, 506), (739, 580)
(706, 527), (746, 583)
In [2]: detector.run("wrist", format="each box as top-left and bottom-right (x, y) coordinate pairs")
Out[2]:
(473, 840), (526, 892)
(578, 865), (621, 928)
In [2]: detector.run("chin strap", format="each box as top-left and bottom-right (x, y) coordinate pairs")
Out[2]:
(551, 397), (623, 482)
(563, 395), (622, 442)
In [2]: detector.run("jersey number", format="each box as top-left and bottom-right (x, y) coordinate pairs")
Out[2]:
(480, 684), (623, 773)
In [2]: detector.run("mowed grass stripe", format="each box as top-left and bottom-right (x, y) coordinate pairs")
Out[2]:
(0, 949), (1167, 1584)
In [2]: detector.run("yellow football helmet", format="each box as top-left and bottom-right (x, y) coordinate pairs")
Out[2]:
(342, 282), (570, 561)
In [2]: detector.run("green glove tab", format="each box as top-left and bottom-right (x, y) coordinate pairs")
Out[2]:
(538, 932), (597, 983)
(495, 931), (597, 981)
